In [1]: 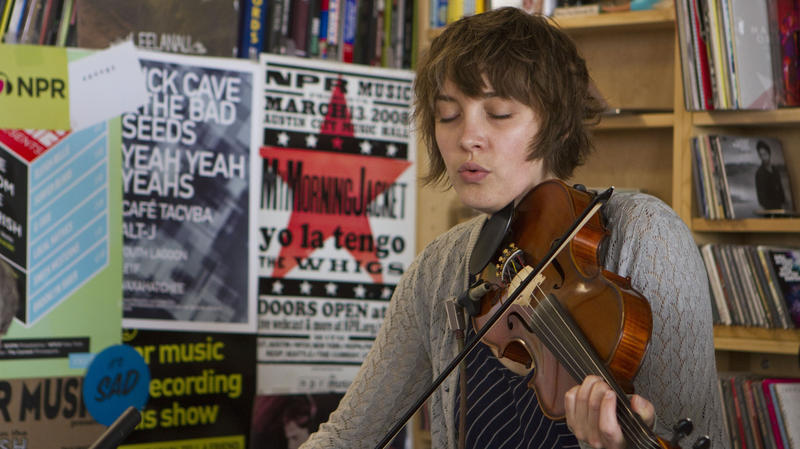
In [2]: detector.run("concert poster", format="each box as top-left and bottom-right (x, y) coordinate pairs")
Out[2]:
(120, 50), (261, 333)
(0, 120), (122, 380)
(254, 54), (416, 395)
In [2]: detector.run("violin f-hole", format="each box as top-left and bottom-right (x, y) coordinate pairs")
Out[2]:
(550, 258), (565, 289)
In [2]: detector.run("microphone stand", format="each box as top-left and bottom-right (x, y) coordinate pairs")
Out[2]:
(372, 187), (613, 449)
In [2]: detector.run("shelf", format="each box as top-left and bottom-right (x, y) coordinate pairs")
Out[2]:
(595, 112), (674, 130)
(427, 7), (676, 40)
(554, 7), (675, 32)
(693, 108), (800, 126)
(692, 218), (800, 233)
(714, 326), (800, 355)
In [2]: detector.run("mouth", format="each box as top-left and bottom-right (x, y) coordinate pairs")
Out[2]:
(458, 162), (489, 182)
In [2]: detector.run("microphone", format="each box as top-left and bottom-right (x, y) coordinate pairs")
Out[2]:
(88, 406), (142, 449)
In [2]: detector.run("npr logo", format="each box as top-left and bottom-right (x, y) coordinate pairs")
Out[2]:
(0, 71), (66, 99)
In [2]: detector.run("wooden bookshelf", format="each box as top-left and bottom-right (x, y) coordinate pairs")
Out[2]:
(414, 3), (800, 447)
(426, 7), (676, 40)
(714, 326), (800, 355)
(552, 7), (675, 32)
(692, 218), (800, 233)
(693, 108), (800, 126)
(595, 112), (674, 130)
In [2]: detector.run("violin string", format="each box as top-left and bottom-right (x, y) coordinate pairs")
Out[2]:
(523, 286), (661, 449)
(522, 296), (655, 449)
(535, 288), (660, 449)
(537, 290), (660, 449)
(520, 296), (651, 449)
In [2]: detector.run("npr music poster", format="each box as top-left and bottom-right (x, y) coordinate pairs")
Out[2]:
(255, 54), (416, 394)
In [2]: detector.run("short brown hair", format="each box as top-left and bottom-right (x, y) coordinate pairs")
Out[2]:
(413, 7), (605, 185)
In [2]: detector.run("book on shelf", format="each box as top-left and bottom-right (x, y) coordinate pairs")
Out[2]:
(340, 0), (358, 62)
(705, 0), (730, 109)
(772, 382), (800, 449)
(55, 0), (75, 46)
(239, 0), (268, 60)
(729, 0), (777, 109)
(691, 134), (730, 219)
(0, 0), (14, 38)
(446, 0), (462, 23)
(352, 0), (373, 63)
(288, 0), (313, 57)
(750, 379), (779, 449)
(763, 247), (800, 328)
(762, 378), (800, 449)
(675, 0), (785, 110)
(691, 0), (714, 110)
(430, 0), (446, 28)
(729, 376), (750, 449)
(717, 136), (791, 218)
(720, 375), (800, 449)
(711, 135), (735, 219)
(552, 0), (599, 17)
(768, 0), (800, 107)
(0, 2), (73, 55)
(692, 134), (795, 220)
(675, 0), (700, 110)
(700, 243), (797, 329)
(701, 243), (732, 325)
(755, 245), (794, 329)
(76, 0), (239, 57)
(489, 0), (556, 15)
(745, 246), (784, 329)
(308, 0), (323, 57)
(381, 0), (393, 65)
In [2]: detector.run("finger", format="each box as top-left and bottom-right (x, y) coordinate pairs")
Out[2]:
(564, 386), (578, 432)
(598, 390), (625, 449)
(574, 376), (603, 438)
(630, 394), (656, 429)
(585, 378), (610, 447)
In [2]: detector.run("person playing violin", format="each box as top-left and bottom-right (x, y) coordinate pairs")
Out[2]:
(300, 7), (727, 449)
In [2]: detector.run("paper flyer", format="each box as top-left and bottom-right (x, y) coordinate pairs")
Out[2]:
(119, 328), (256, 449)
(255, 54), (416, 394)
(120, 50), (261, 333)
(0, 119), (122, 379)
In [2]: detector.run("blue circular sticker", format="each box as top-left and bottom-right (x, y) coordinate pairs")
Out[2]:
(84, 344), (150, 426)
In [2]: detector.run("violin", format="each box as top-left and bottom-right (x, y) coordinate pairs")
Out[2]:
(372, 179), (710, 449)
(466, 179), (709, 449)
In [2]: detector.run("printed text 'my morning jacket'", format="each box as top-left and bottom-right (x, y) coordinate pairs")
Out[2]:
(260, 159), (408, 220)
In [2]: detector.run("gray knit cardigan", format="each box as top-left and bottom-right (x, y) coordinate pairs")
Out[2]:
(300, 192), (729, 449)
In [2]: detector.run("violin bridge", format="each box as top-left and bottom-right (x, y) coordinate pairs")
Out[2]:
(508, 266), (545, 307)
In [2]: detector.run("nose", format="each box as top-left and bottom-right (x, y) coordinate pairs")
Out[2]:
(458, 111), (487, 152)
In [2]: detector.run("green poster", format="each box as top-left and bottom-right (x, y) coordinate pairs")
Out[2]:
(0, 118), (122, 379)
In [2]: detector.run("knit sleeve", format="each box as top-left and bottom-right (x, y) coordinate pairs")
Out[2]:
(601, 193), (729, 448)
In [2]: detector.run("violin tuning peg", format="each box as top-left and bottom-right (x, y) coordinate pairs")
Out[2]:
(692, 436), (710, 449)
(672, 418), (693, 438)
(669, 418), (693, 447)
